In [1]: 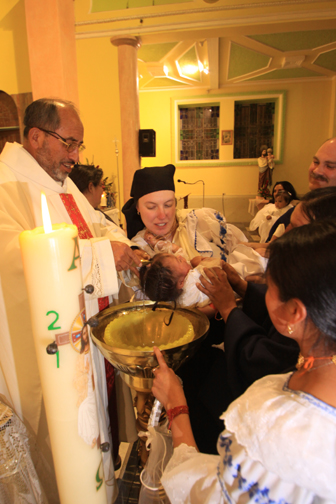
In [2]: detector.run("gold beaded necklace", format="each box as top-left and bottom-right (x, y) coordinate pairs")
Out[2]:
(296, 353), (336, 373)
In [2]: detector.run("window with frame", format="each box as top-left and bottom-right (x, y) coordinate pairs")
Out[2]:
(234, 100), (275, 159)
(179, 105), (219, 161)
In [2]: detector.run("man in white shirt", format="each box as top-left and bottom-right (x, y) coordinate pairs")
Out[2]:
(0, 98), (142, 503)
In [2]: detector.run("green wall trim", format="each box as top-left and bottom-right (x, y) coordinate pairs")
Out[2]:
(174, 90), (287, 99)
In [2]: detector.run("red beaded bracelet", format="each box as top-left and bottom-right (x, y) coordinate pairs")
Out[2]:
(166, 405), (189, 429)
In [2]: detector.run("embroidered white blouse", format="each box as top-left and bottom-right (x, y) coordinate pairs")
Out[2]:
(161, 373), (336, 503)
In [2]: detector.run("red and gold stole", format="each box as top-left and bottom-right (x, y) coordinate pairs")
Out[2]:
(60, 193), (109, 311)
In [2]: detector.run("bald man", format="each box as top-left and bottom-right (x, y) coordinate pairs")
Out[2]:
(308, 137), (336, 189)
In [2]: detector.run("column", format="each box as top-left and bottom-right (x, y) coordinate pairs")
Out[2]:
(24, 0), (79, 106)
(111, 36), (141, 206)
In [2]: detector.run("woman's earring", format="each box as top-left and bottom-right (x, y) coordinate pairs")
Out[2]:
(137, 210), (140, 216)
(287, 325), (294, 335)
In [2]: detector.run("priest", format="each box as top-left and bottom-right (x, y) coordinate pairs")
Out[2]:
(0, 98), (142, 503)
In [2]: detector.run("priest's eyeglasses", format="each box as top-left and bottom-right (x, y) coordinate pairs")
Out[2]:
(38, 128), (86, 153)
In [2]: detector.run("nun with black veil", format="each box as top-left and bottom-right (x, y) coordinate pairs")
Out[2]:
(122, 164), (247, 262)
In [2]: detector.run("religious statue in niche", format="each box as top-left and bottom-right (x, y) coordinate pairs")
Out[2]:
(258, 145), (275, 198)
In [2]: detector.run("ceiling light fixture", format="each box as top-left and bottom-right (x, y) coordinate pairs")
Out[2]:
(182, 64), (199, 75)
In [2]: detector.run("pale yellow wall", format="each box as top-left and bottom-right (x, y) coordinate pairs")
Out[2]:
(1, 0), (334, 209)
(0, 0), (31, 94)
(76, 0), (334, 205)
(139, 79), (333, 199)
(76, 39), (123, 205)
(76, 35), (333, 204)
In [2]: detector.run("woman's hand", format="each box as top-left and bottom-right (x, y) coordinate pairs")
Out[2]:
(221, 262), (248, 298)
(151, 347), (187, 411)
(152, 347), (197, 450)
(197, 267), (238, 322)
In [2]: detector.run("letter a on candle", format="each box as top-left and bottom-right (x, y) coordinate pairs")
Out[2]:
(68, 237), (80, 271)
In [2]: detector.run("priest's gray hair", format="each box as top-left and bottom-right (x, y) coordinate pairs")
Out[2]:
(23, 98), (79, 138)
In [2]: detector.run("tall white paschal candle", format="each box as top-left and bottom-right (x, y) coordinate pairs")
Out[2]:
(19, 194), (107, 504)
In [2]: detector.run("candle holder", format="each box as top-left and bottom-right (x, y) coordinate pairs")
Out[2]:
(90, 301), (209, 465)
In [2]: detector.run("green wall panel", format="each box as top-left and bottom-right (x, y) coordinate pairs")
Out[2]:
(248, 67), (323, 81)
(314, 49), (336, 72)
(228, 43), (270, 79)
(138, 43), (178, 62)
(249, 30), (336, 51)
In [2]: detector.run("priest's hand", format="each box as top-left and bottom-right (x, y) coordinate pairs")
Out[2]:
(133, 248), (150, 262)
(197, 267), (237, 322)
(110, 242), (141, 276)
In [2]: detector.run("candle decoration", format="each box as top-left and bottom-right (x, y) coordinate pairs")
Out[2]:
(19, 193), (107, 504)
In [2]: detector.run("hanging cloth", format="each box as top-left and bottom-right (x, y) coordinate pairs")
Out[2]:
(59, 193), (109, 311)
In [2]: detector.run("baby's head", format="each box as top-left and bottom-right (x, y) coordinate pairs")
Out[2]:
(275, 190), (291, 209)
(139, 253), (191, 301)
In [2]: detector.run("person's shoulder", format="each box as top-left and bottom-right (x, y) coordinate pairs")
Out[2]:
(131, 228), (147, 246)
(0, 142), (25, 166)
(133, 228), (146, 239)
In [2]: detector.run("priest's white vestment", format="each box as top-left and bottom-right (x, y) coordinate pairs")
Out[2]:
(0, 142), (136, 503)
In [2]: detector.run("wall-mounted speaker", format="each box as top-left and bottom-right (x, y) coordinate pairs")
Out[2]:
(139, 129), (156, 157)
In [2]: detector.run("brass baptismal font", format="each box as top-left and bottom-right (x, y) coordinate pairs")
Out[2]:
(90, 300), (210, 465)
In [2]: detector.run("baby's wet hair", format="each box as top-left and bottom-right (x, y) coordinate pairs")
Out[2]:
(139, 254), (183, 301)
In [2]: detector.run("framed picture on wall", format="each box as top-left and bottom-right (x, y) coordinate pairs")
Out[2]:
(221, 130), (233, 145)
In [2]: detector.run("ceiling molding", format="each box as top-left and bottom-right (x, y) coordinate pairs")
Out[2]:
(75, 9), (336, 40)
(75, 0), (335, 27)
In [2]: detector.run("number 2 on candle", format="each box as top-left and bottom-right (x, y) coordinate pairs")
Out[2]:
(47, 310), (61, 330)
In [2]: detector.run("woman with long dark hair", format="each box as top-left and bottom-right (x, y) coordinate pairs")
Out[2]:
(152, 221), (336, 503)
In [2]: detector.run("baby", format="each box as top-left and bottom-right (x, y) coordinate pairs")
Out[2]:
(251, 190), (292, 243)
(265, 191), (291, 220)
(267, 147), (275, 169)
(139, 252), (222, 309)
